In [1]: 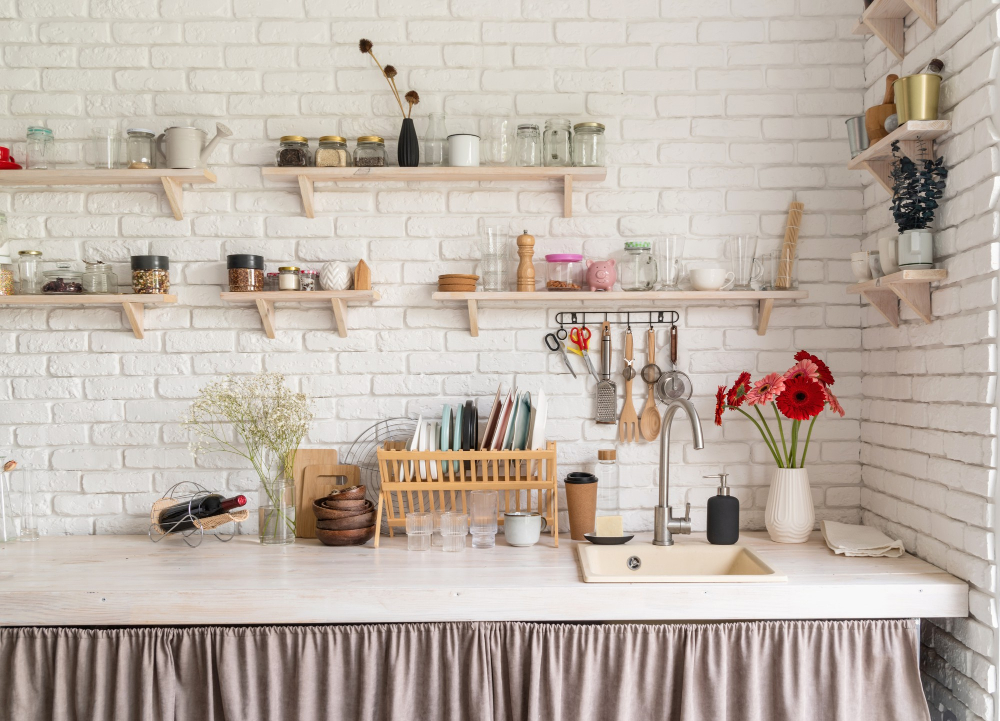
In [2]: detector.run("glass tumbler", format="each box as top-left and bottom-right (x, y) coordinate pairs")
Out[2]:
(17, 472), (37, 542)
(469, 490), (498, 548)
(655, 235), (685, 290)
(423, 112), (447, 166)
(483, 117), (512, 166)
(440, 512), (468, 552)
(406, 512), (433, 551)
(92, 127), (120, 169)
(514, 124), (541, 167)
(772, 244), (798, 290)
(479, 221), (510, 292)
(726, 235), (762, 291)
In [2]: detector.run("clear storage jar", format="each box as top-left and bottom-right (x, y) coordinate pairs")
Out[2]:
(131, 255), (169, 294)
(545, 253), (585, 291)
(0, 256), (13, 296)
(353, 136), (387, 167)
(42, 263), (83, 294)
(278, 266), (301, 291)
(276, 136), (311, 167)
(620, 242), (657, 291)
(125, 128), (155, 169)
(17, 249), (41, 295)
(227, 254), (264, 292)
(543, 119), (572, 167)
(573, 122), (605, 167)
(82, 261), (118, 294)
(315, 136), (351, 167)
(514, 124), (541, 167)
(25, 127), (53, 170)
(265, 272), (279, 292)
(299, 269), (318, 291)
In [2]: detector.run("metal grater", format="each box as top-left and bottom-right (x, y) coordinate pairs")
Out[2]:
(596, 322), (618, 424)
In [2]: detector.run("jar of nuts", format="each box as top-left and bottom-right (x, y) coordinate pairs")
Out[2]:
(131, 255), (169, 294)
(0, 250), (13, 297)
(227, 254), (264, 292)
(544, 254), (585, 291)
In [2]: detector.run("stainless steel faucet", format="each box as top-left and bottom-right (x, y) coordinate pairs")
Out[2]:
(654, 398), (705, 546)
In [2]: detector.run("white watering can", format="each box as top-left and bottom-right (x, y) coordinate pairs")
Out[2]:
(156, 122), (232, 169)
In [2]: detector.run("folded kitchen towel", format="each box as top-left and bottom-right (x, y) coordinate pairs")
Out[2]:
(821, 520), (905, 558)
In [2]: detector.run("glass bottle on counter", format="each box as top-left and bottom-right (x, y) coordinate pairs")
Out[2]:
(82, 261), (118, 294)
(595, 449), (619, 512)
(573, 122), (605, 167)
(353, 136), (387, 167)
(17, 250), (41, 295)
(543, 119), (572, 167)
(25, 126), (53, 170)
(276, 136), (311, 167)
(620, 241), (658, 292)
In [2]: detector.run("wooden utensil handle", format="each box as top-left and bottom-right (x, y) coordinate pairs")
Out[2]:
(670, 325), (678, 364)
(884, 74), (898, 104)
(625, 328), (633, 361)
(647, 328), (655, 365)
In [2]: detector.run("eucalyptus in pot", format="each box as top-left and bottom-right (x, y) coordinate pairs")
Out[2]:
(359, 38), (420, 167)
(890, 140), (948, 270)
(183, 373), (313, 545)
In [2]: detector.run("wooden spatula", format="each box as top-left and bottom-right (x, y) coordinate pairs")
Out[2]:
(618, 328), (639, 442)
(866, 74), (898, 143)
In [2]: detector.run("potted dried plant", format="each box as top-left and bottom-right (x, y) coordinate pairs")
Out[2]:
(890, 140), (947, 270)
(359, 38), (420, 167)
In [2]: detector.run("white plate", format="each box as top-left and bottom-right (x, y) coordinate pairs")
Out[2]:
(440, 406), (451, 477)
(530, 389), (547, 451)
(429, 421), (439, 479)
(417, 416), (429, 478)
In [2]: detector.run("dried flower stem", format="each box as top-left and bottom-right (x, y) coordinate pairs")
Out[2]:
(364, 49), (405, 117)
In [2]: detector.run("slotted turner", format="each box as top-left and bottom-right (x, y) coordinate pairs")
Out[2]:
(618, 328), (639, 442)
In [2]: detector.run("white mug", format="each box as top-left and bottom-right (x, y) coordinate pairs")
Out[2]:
(689, 268), (735, 291)
(503, 511), (547, 547)
(448, 134), (480, 167)
(156, 127), (206, 169)
(850, 251), (873, 281)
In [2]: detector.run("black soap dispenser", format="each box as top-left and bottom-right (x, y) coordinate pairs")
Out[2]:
(705, 473), (739, 545)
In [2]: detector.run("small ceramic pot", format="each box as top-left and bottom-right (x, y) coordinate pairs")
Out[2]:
(448, 134), (480, 167)
(897, 230), (934, 269)
(850, 251), (873, 282)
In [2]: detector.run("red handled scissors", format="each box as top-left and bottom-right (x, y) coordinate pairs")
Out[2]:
(568, 326), (599, 382)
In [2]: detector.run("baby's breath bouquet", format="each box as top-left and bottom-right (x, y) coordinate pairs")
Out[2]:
(184, 373), (312, 545)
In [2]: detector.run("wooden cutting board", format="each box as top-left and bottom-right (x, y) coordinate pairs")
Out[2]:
(292, 449), (337, 538)
(298, 464), (362, 539)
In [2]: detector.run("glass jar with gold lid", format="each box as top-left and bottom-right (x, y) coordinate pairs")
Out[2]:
(353, 136), (387, 167)
(276, 136), (311, 167)
(316, 136), (351, 167)
(573, 122), (605, 167)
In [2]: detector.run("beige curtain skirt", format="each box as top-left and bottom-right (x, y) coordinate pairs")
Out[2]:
(0, 620), (929, 721)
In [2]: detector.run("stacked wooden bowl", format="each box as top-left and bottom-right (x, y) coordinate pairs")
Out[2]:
(313, 485), (376, 546)
(438, 274), (478, 293)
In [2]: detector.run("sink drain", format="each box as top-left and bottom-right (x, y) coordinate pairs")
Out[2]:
(626, 556), (641, 571)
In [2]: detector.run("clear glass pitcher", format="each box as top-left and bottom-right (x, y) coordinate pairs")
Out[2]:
(726, 235), (763, 290)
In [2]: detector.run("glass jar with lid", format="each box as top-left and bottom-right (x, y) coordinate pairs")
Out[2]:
(0, 251), (12, 297)
(227, 254), (264, 292)
(299, 269), (319, 291)
(278, 266), (301, 291)
(620, 242), (658, 292)
(544, 254), (585, 291)
(573, 122), (605, 167)
(125, 128), (155, 169)
(17, 249), (41, 294)
(315, 136), (351, 168)
(42, 263), (83, 294)
(82, 261), (118, 294)
(131, 255), (169, 294)
(26, 127), (53, 170)
(514, 124), (541, 167)
(276, 136), (311, 167)
(543, 119), (572, 167)
(353, 136), (387, 167)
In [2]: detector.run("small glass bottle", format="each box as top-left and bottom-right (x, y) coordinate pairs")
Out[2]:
(543, 118), (572, 167)
(276, 136), (311, 167)
(353, 136), (387, 167)
(25, 126), (53, 170)
(125, 128), (156, 169)
(278, 266), (301, 291)
(315, 136), (351, 168)
(423, 113), (447, 166)
(595, 449), (619, 512)
(620, 241), (658, 292)
(17, 249), (41, 295)
(573, 122), (605, 167)
(514, 124), (541, 167)
(82, 261), (118, 294)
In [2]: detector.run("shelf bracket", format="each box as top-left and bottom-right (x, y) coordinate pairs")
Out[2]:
(864, 16), (904, 60)
(467, 299), (479, 337)
(298, 175), (315, 219)
(757, 299), (774, 336)
(563, 174), (573, 218)
(330, 298), (348, 338)
(160, 177), (184, 220)
(255, 298), (277, 339)
(861, 287), (900, 327)
(890, 281), (933, 323)
(121, 301), (145, 339)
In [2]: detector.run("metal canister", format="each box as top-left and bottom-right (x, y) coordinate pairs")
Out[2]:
(845, 116), (869, 158)
(893, 73), (941, 124)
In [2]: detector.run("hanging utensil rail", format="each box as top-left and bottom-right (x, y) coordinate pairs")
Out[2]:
(553, 309), (680, 331)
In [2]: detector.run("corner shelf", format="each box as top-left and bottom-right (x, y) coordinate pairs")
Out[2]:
(220, 290), (380, 338)
(0, 293), (176, 338)
(847, 120), (950, 194)
(847, 269), (946, 326)
(432, 290), (808, 337)
(0, 168), (216, 220)
(852, 0), (937, 60)
(261, 166), (607, 219)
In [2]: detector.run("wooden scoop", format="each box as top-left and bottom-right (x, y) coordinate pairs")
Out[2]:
(865, 74), (898, 143)
(638, 328), (662, 442)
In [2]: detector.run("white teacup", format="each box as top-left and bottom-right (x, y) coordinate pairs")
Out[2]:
(689, 268), (735, 291)
(850, 251), (873, 282)
(503, 511), (547, 547)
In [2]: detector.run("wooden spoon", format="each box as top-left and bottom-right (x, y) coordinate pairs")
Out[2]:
(639, 328), (661, 442)
(618, 329), (639, 443)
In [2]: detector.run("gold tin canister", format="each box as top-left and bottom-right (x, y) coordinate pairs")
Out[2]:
(893, 73), (941, 124)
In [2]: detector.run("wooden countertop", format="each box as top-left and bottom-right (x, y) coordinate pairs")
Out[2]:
(0, 532), (968, 626)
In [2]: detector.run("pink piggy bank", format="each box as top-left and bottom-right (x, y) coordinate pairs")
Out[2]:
(586, 259), (616, 291)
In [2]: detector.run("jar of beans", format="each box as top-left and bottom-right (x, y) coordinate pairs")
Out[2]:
(227, 254), (264, 292)
(315, 136), (351, 167)
(131, 255), (170, 294)
(276, 136), (311, 167)
(353, 136), (387, 167)
(0, 251), (13, 296)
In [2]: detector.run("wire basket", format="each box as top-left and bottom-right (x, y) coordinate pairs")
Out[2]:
(148, 481), (249, 548)
(343, 418), (418, 508)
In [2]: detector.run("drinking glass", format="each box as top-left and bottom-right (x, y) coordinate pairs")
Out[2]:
(0, 466), (16, 543)
(440, 512), (468, 552)
(773, 243), (798, 290)
(726, 235), (762, 290)
(18, 472), (37, 541)
(92, 127), (119, 169)
(479, 221), (510, 292)
(406, 512), (433, 551)
(483, 117), (512, 166)
(655, 235), (685, 290)
(469, 491), (498, 548)
(423, 112), (446, 167)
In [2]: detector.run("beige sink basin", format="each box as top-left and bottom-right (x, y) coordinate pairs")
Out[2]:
(576, 542), (787, 583)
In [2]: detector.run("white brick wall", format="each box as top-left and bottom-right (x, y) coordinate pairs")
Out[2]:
(856, 2), (1000, 719)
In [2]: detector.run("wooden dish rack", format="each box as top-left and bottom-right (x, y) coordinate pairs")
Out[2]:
(374, 442), (559, 547)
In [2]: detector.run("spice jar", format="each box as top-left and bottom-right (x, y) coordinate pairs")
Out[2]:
(17, 249), (41, 294)
(82, 261), (118, 294)
(227, 254), (264, 292)
(42, 263), (83, 294)
(573, 122), (605, 167)
(278, 266), (301, 291)
(299, 269), (319, 291)
(276, 136), (311, 167)
(265, 272), (279, 292)
(545, 254), (585, 291)
(353, 136), (387, 167)
(543, 119), (572, 167)
(620, 242), (657, 291)
(125, 128), (156, 169)
(131, 255), (170, 294)
(315, 136), (351, 168)
(25, 126), (53, 170)
(515, 124), (541, 167)
(0, 251), (13, 297)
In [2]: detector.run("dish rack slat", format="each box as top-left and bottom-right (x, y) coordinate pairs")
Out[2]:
(374, 442), (559, 547)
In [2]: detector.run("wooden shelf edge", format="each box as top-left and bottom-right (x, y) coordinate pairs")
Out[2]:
(432, 290), (810, 302)
(0, 168), (216, 185)
(846, 269), (947, 293)
(847, 120), (951, 169)
(850, 269), (946, 327)
(261, 166), (608, 182)
(0, 293), (176, 305)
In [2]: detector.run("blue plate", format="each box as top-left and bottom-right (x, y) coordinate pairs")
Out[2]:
(451, 403), (463, 472)
(440, 405), (451, 476)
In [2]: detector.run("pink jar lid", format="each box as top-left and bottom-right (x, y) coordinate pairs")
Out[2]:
(545, 254), (583, 263)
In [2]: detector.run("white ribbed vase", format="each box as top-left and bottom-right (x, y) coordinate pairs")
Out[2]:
(764, 468), (814, 544)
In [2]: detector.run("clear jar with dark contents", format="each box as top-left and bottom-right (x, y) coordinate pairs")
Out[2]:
(227, 254), (264, 292)
(276, 136), (311, 167)
(131, 255), (170, 294)
(353, 136), (387, 167)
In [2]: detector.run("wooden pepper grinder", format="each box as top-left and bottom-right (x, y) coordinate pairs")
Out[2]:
(516, 229), (535, 292)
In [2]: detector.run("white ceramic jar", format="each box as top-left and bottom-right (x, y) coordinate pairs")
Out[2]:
(448, 134), (480, 167)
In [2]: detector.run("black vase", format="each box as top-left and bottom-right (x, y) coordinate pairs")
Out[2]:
(398, 118), (419, 167)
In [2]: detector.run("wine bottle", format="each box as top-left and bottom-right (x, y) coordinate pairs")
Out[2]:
(158, 494), (247, 533)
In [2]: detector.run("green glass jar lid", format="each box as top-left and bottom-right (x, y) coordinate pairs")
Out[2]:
(624, 241), (651, 250)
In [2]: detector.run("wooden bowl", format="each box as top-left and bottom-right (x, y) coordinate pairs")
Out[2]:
(439, 274), (478, 281)
(317, 497), (368, 511)
(313, 499), (373, 521)
(316, 524), (376, 547)
(323, 485), (365, 501)
(316, 511), (375, 531)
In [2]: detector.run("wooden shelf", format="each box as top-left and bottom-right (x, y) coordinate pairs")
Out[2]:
(847, 269), (946, 326)
(261, 166), (607, 219)
(848, 120), (950, 194)
(220, 290), (380, 338)
(432, 290), (809, 337)
(852, 0), (937, 60)
(0, 168), (216, 220)
(0, 293), (176, 338)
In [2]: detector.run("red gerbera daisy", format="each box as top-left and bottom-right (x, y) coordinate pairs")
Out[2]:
(727, 371), (752, 408)
(714, 385), (726, 426)
(825, 388), (845, 417)
(776, 377), (826, 421)
(794, 350), (834, 387)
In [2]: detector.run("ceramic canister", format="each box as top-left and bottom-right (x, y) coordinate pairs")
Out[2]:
(448, 134), (480, 167)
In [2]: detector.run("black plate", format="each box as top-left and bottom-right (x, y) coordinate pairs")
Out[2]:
(584, 533), (635, 545)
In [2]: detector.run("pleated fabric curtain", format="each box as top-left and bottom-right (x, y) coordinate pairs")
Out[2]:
(0, 620), (929, 721)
